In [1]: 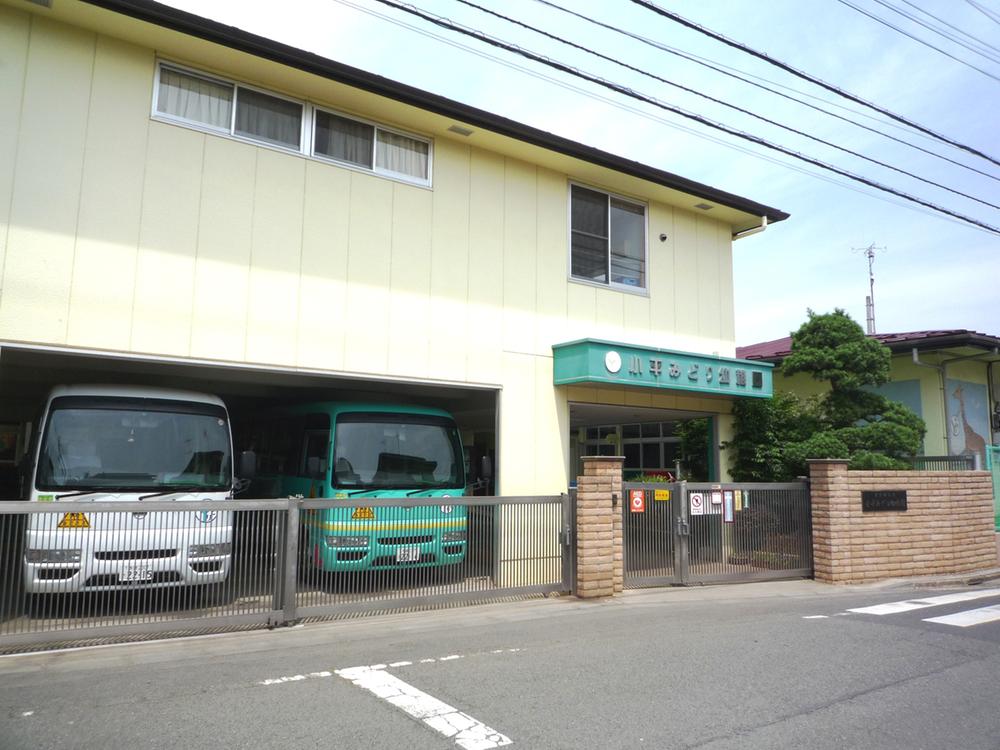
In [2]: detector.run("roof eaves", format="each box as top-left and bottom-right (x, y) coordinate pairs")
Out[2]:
(80, 0), (790, 225)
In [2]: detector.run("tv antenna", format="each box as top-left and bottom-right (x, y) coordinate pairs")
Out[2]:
(853, 244), (885, 334)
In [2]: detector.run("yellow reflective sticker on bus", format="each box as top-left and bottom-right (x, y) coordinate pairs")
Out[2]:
(351, 507), (375, 520)
(58, 512), (90, 528)
(335, 493), (348, 499)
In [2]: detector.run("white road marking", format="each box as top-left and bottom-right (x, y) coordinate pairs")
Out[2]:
(924, 604), (1000, 628)
(337, 665), (512, 749)
(390, 661), (413, 667)
(847, 588), (1000, 616)
(440, 654), (463, 661)
(258, 671), (332, 686)
(802, 615), (828, 619)
(22, 711), (34, 717)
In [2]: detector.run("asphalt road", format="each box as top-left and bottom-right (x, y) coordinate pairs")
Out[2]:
(3, 580), (1000, 749)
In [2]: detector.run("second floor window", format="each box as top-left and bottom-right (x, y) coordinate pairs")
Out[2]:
(153, 63), (431, 186)
(570, 184), (646, 291)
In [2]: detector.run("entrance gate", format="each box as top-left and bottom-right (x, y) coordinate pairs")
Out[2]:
(622, 481), (812, 587)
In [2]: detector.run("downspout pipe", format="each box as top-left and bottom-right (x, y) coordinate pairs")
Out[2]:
(911, 348), (946, 454)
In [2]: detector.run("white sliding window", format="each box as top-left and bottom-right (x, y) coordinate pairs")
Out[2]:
(314, 110), (374, 168)
(376, 130), (429, 181)
(570, 184), (646, 291)
(155, 67), (232, 131)
(153, 62), (432, 185)
(235, 87), (303, 150)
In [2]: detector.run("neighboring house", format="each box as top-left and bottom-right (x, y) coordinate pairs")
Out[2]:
(738, 330), (1000, 468)
(0, 0), (788, 493)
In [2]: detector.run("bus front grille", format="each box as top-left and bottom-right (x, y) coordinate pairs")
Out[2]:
(93, 549), (177, 561)
(377, 536), (433, 546)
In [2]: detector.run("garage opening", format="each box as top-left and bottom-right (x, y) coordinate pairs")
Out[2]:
(0, 345), (498, 499)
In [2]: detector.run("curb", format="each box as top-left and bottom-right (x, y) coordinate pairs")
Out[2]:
(869, 567), (1000, 591)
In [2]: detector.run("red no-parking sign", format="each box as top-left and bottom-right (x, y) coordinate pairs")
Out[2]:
(629, 489), (646, 513)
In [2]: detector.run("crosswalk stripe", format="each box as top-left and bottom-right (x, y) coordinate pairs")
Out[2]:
(847, 588), (1000, 616)
(924, 604), (1000, 628)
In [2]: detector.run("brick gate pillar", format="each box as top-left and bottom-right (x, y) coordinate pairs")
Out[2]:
(808, 459), (852, 583)
(576, 456), (624, 598)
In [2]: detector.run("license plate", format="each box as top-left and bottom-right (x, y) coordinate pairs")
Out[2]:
(396, 547), (421, 563)
(121, 568), (153, 582)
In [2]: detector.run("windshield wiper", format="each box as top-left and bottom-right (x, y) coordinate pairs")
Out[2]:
(405, 487), (445, 496)
(138, 485), (220, 501)
(341, 488), (378, 496)
(55, 489), (111, 500)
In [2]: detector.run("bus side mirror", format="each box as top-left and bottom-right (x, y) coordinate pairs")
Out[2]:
(237, 450), (256, 480)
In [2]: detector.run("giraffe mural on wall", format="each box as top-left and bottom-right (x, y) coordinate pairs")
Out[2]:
(951, 384), (987, 467)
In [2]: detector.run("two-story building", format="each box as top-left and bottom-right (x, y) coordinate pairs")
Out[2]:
(0, 0), (787, 494)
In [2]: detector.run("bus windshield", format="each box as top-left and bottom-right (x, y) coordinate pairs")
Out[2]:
(332, 413), (464, 490)
(36, 398), (232, 492)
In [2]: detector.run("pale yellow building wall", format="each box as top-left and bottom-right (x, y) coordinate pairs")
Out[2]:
(0, 8), (742, 495)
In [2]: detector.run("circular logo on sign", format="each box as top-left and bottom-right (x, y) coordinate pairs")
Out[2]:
(604, 350), (622, 373)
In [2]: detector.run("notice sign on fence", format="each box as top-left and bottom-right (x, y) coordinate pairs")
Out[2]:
(690, 492), (705, 516)
(629, 489), (646, 513)
(723, 491), (734, 523)
(654, 489), (670, 501)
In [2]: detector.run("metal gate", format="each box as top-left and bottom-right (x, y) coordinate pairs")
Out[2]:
(623, 481), (812, 587)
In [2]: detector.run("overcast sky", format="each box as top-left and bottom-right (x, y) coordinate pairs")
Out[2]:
(162, 0), (1000, 346)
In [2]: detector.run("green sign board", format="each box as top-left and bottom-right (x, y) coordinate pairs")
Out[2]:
(552, 339), (773, 398)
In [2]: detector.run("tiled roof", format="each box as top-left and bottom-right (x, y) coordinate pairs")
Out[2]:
(737, 329), (1000, 362)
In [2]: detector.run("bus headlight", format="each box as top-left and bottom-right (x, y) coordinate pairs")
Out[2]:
(25, 549), (81, 564)
(188, 543), (232, 558)
(442, 531), (466, 542)
(326, 536), (369, 548)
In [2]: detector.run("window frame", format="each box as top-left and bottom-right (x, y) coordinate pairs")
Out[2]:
(232, 82), (307, 153)
(567, 181), (649, 295)
(151, 60), (433, 187)
(311, 105), (433, 186)
(152, 63), (235, 137)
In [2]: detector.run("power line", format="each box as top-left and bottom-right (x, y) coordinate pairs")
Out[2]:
(453, 0), (1000, 210)
(370, 0), (1000, 235)
(532, 0), (1000, 185)
(627, 0), (1000, 167)
(332, 0), (999, 236)
(964, 0), (1000, 27)
(836, 0), (1000, 79)
(892, 0), (1000, 58)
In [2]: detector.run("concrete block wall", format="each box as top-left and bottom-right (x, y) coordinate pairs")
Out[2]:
(575, 456), (624, 598)
(809, 459), (997, 584)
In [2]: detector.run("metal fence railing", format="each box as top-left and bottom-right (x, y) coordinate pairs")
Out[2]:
(0, 495), (571, 650)
(908, 455), (977, 471)
(622, 481), (812, 587)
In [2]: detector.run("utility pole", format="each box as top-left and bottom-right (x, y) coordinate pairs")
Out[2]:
(853, 244), (885, 334)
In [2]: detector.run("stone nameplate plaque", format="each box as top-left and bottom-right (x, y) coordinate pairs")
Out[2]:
(862, 490), (907, 512)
